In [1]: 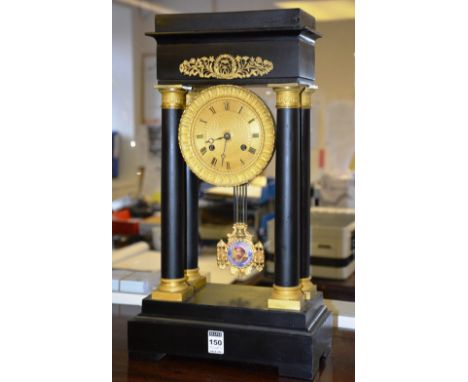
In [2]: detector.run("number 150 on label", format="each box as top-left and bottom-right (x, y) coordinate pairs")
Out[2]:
(207, 330), (224, 354)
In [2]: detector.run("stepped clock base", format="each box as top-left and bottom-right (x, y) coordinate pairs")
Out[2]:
(128, 283), (332, 380)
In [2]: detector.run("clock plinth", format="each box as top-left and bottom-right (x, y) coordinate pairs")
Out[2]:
(128, 9), (332, 380)
(129, 284), (332, 381)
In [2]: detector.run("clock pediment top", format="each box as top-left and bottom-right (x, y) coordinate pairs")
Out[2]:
(147, 9), (320, 88)
(147, 9), (319, 39)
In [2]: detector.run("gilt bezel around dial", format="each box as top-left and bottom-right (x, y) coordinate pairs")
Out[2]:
(178, 85), (275, 187)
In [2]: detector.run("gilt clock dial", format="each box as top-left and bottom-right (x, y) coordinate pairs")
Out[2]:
(179, 85), (275, 186)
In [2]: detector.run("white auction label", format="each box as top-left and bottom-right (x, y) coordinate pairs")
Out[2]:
(207, 330), (224, 354)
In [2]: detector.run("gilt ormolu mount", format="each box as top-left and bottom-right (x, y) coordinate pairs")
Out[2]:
(127, 9), (332, 380)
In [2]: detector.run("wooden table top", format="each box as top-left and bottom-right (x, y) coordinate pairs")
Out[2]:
(113, 304), (355, 382)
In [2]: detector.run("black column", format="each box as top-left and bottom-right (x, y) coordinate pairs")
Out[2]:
(299, 107), (311, 280)
(275, 107), (301, 287)
(161, 108), (185, 279)
(185, 167), (200, 270)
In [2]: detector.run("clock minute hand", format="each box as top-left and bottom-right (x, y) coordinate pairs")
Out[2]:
(221, 137), (228, 166)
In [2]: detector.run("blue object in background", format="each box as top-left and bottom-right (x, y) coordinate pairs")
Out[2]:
(112, 131), (120, 178)
(261, 178), (276, 204)
(259, 212), (275, 242)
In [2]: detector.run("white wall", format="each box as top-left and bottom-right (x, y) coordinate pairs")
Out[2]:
(112, 3), (138, 198)
(313, 19), (355, 177)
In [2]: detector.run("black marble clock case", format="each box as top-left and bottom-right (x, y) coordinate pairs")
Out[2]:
(128, 8), (331, 381)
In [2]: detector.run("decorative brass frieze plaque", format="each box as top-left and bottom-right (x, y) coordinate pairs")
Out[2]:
(179, 54), (273, 80)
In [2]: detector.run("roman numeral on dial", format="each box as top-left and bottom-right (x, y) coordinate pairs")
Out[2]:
(209, 106), (216, 114)
(200, 147), (207, 155)
(224, 102), (229, 111)
(248, 147), (256, 154)
(211, 157), (218, 167)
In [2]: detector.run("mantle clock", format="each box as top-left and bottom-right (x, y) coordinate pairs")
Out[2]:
(128, 9), (332, 380)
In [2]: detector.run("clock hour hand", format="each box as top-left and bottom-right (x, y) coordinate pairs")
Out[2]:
(205, 136), (224, 144)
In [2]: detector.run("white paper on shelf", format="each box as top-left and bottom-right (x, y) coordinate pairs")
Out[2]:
(113, 250), (161, 271)
(120, 271), (160, 294)
(112, 292), (147, 306)
(112, 242), (150, 264)
(112, 270), (134, 291)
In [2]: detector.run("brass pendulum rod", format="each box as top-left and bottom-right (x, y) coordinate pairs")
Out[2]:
(233, 184), (248, 225)
(242, 184), (247, 224)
